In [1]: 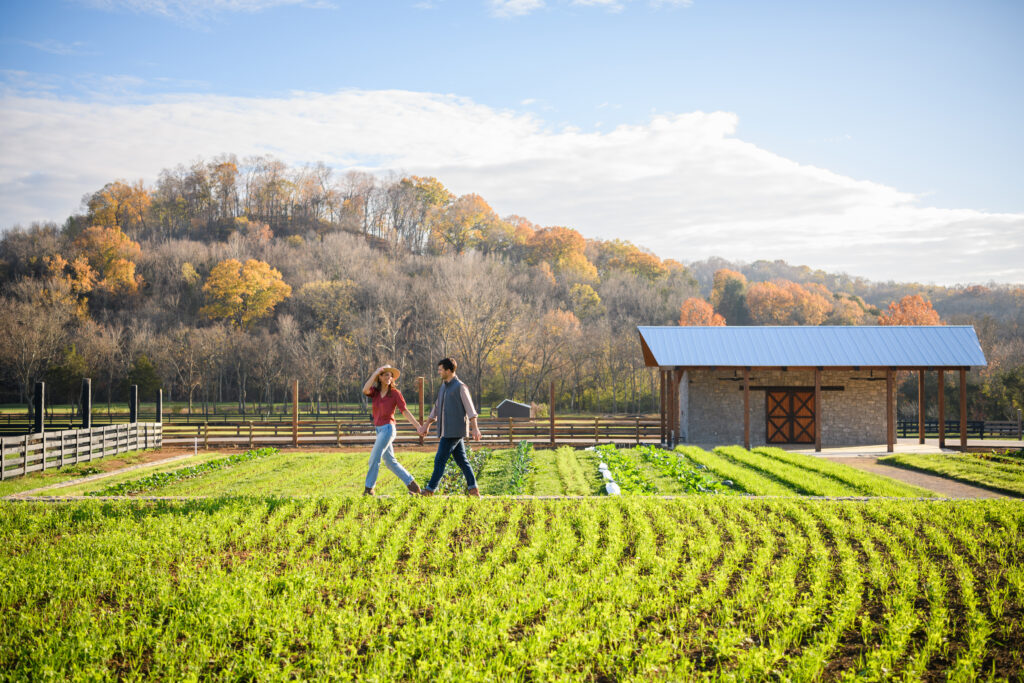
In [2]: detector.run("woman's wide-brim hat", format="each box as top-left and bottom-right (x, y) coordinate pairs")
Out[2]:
(379, 365), (401, 380)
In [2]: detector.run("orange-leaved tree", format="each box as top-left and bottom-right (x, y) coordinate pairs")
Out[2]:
(85, 180), (151, 237)
(73, 225), (144, 295)
(201, 258), (292, 328)
(679, 298), (725, 326)
(878, 294), (942, 325)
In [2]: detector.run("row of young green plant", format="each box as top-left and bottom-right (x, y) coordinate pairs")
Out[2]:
(593, 444), (935, 497)
(879, 451), (1024, 497)
(1, 496), (1020, 680)
(88, 447), (280, 496)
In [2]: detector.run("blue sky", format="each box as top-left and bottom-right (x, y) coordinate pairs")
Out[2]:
(1, 0), (1022, 283)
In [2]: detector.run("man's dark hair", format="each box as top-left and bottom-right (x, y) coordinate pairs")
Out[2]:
(437, 358), (457, 372)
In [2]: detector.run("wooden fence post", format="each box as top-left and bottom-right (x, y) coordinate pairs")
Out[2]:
(508, 417), (514, 446)
(335, 421), (341, 447)
(292, 380), (299, 447)
(204, 422), (209, 449)
(594, 417), (599, 447)
(249, 421), (254, 448)
(549, 382), (555, 447)
(23, 434), (29, 476)
(0, 437), (5, 481)
(418, 377), (425, 446)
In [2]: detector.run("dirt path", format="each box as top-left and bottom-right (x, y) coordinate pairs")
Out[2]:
(823, 457), (1007, 499)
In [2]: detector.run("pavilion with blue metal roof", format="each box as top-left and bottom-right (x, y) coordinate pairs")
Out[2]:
(636, 326), (986, 452)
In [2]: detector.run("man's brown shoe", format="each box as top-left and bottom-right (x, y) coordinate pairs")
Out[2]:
(420, 489), (434, 497)
(363, 487), (375, 496)
(467, 487), (481, 498)
(406, 480), (422, 495)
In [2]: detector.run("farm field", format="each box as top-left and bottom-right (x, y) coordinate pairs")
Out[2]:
(1, 496), (1022, 681)
(15, 444), (941, 499)
(879, 452), (1024, 497)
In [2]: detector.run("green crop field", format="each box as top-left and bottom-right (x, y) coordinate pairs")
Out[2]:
(879, 452), (1024, 497)
(11, 444), (939, 499)
(1, 497), (1022, 681)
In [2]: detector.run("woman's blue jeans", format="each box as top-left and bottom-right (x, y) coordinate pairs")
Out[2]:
(424, 437), (477, 492)
(365, 423), (414, 488)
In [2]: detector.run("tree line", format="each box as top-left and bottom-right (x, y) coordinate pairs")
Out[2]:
(1, 154), (1022, 421)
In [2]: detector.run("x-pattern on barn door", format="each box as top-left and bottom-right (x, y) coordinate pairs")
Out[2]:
(766, 389), (815, 444)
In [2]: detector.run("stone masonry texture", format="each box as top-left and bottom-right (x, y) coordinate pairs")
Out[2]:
(681, 369), (892, 447)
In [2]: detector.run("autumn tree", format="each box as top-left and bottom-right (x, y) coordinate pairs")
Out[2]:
(747, 280), (832, 325)
(428, 194), (500, 254)
(84, 180), (151, 238)
(570, 283), (605, 321)
(878, 295), (942, 325)
(201, 258), (291, 328)
(679, 298), (725, 326)
(710, 269), (749, 324)
(527, 227), (598, 282)
(73, 225), (144, 295)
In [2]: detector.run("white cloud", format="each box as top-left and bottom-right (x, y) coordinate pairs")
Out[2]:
(489, 0), (545, 17)
(77, 0), (334, 20)
(0, 85), (1020, 285)
(20, 40), (97, 56)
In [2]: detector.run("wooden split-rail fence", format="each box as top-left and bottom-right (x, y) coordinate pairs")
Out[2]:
(161, 417), (663, 449)
(0, 423), (162, 481)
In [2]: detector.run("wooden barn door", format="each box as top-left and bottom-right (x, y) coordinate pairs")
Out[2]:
(766, 390), (815, 444)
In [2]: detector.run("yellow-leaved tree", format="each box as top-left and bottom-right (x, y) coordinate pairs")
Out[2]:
(201, 259), (292, 328)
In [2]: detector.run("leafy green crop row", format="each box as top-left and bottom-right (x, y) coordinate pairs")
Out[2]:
(595, 444), (658, 494)
(1, 497), (1021, 680)
(879, 452), (1024, 497)
(505, 441), (534, 495)
(87, 447), (281, 496)
(753, 446), (936, 497)
(633, 445), (735, 495)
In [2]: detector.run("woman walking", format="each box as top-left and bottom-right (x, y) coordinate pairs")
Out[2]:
(362, 365), (423, 496)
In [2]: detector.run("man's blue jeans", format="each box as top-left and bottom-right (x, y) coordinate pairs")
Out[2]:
(424, 437), (477, 491)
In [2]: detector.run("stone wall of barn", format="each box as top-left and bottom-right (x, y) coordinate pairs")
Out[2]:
(679, 368), (891, 447)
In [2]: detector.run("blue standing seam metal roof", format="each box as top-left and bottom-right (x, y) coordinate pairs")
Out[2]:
(636, 326), (987, 368)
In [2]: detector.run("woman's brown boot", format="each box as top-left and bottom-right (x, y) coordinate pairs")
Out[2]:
(363, 487), (375, 496)
(406, 480), (422, 495)
(467, 487), (481, 498)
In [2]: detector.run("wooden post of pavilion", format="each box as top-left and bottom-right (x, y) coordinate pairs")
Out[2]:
(814, 367), (822, 453)
(672, 368), (683, 447)
(918, 370), (926, 445)
(292, 379), (299, 447)
(959, 368), (968, 452)
(885, 368), (894, 453)
(659, 370), (666, 446)
(743, 367), (750, 450)
(938, 369), (946, 449)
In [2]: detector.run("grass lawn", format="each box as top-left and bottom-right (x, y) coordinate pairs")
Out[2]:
(879, 452), (1024, 497)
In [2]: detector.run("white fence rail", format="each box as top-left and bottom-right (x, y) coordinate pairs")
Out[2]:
(0, 423), (162, 480)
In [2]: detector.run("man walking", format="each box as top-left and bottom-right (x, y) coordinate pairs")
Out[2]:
(417, 358), (483, 496)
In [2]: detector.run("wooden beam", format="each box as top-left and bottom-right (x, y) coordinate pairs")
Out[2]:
(959, 368), (967, 452)
(659, 370), (666, 445)
(918, 369), (926, 445)
(743, 367), (750, 450)
(673, 368), (684, 447)
(886, 369), (894, 453)
(814, 367), (822, 453)
(937, 370), (946, 449)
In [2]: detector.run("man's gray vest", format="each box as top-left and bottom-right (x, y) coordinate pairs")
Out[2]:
(436, 376), (468, 439)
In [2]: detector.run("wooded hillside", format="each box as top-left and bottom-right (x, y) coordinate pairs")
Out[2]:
(2, 155), (1022, 419)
